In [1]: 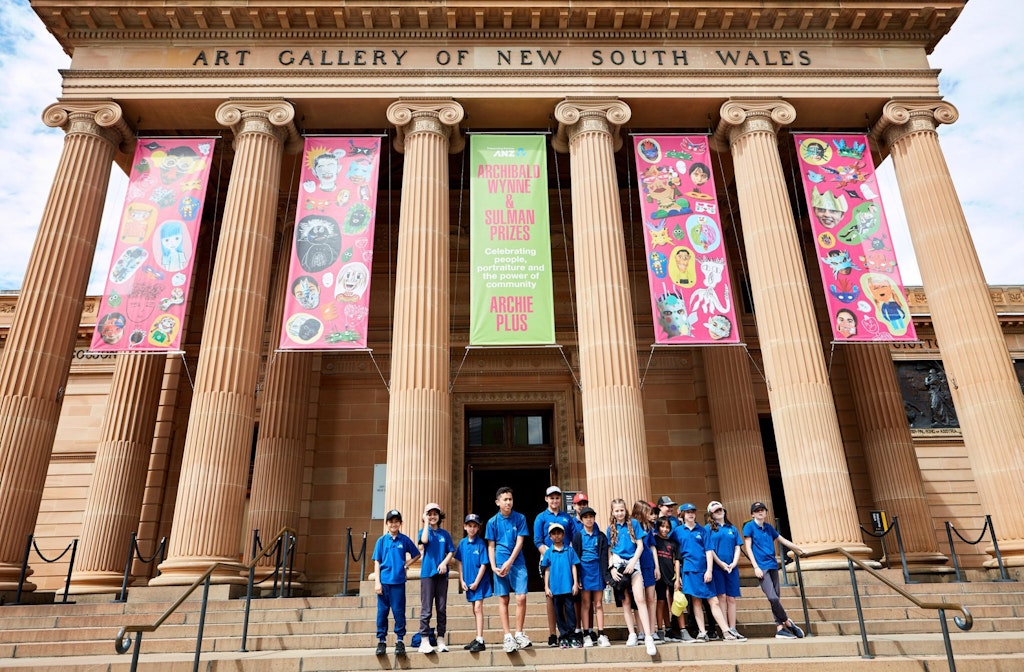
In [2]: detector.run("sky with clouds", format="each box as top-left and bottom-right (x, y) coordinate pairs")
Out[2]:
(0, 0), (1019, 294)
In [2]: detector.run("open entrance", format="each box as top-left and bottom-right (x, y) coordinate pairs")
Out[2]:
(759, 415), (791, 538)
(465, 410), (554, 592)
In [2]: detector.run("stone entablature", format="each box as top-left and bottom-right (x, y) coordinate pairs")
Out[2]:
(35, 3), (963, 47)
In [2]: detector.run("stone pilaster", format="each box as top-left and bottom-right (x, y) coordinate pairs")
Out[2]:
(554, 98), (649, 515)
(874, 99), (1024, 566)
(0, 101), (131, 589)
(715, 99), (871, 563)
(69, 353), (166, 593)
(247, 227), (312, 565)
(703, 347), (774, 519)
(152, 100), (299, 585)
(844, 344), (947, 569)
(383, 99), (464, 529)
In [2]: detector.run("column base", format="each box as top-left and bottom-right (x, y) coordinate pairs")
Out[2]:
(127, 583), (246, 603)
(148, 556), (248, 587)
(0, 562), (35, 592)
(981, 539), (1024, 569)
(67, 570), (130, 595)
(899, 551), (951, 574)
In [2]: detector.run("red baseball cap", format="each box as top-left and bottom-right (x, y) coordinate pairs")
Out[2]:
(572, 492), (588, 504)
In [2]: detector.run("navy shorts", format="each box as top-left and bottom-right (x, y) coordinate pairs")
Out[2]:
(710, 566), (741, 598)
(493, 562), (529, 596)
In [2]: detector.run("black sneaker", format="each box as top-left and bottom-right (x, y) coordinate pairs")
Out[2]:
(469, 639), (486, 652)
(394, 641), (406, 656)
(589, 630), (598, 643)
(375, 641), (387, 656)
(786, 622), (806, 638)
(548, 634), (558, 647)
(464, 640), (475, 650)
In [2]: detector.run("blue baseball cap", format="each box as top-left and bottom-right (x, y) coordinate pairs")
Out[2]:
(680, 502), (697, 512)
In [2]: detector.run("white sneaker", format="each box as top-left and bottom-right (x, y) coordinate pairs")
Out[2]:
(598, 634), (611, 648)
(503, 633), (517, 653)
(436, 637), (448, 652)
(418, 640), (433, 654)
(645, 635), (657, 656)
(583, 636), (594, 648)
(626, 632), (638, 647)
(515, 632), (532, 650)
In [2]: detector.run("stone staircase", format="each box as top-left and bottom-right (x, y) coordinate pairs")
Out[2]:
(1, 570), (1022, 671)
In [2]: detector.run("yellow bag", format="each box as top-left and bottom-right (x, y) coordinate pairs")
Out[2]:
(671, 589), (688, 617)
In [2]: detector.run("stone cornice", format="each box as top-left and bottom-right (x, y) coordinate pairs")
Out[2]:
(32, 3), (964, 50)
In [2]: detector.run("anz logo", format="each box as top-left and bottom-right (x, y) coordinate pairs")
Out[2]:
(489, 147), (527, 158)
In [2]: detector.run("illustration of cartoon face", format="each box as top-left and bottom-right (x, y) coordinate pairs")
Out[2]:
(645, 219), (672, 247)
(637, 138), (660, 162)
(641, 166), (682, 211)
(296, 215), (342, 273)
(346, 158), (373, 184)
(869, 280), (893, 303)
(120, 202), (157, 243)
(291, 275), (321, 310)
(835, 309), (858, 338)
(699, 256), (725, 288)
(97, 312), (126, 345)
(312, 153), (340, 191)
(335, 262), (370, 301)
(343, 203), (372, 235)
(649, 251), (667, 278)
(814, 205), (844, 229)
(829, 282), (860, 304)
(152, 146), (201, 184)
(688, 162), (710, 190)
(674, 248), (691, 271)
(704, 315), (732, 340)
(656, 291), (694, 338)
(821, 249), (859, 278)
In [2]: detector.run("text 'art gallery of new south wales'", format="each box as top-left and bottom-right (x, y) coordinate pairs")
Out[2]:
(3, 0), (1024, 604)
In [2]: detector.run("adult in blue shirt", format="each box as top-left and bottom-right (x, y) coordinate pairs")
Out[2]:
(534, 485), (576, 646)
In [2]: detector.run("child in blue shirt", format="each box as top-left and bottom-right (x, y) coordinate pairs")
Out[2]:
(706, 501), (746, 641)
(540, 522), (580, 648)
(607, 498), (657, 655)
(742, 501), (807, 639)
(534, 485), (576, 647)
(372, 509), (421, 656)
(671, 502), (732, 642)
(455, 513), (491, 652)
(571, 506), (611, 647)
(485, 486), (532, 652)
(416, 503), (456, 653)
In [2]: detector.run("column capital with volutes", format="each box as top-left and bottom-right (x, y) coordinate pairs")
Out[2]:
(215, 99), (301, 152)
(553, 98), (631, 153)
(386, 99), (465, 154)
(872, 98), (959, 148)
(42, 100), (133, 151)
(713, 98), (796, 149)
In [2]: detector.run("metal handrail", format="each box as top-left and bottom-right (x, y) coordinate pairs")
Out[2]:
(794, 546), (972, 671)
(113, 527), (297, 672)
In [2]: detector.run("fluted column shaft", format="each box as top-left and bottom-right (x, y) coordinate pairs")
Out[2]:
(554, 99), (649, 515)
(844, 344), (946, 566)
(70, 353), (166, 592)
(875, 100), (1024, 565)
(247, 227), (312, 564)
(703, 348), (773, 519)
(0, 102), (131, 588)
(715, 100), (870, 561)
(152, 100), (298, 585)
(383, 100), (464, 528)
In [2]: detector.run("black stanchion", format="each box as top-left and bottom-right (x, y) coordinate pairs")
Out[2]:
(945, 515), (1016, 583)
(115, 534), (168, 602)
(11, 534), (79, 605)
(859, 517), (915, 584)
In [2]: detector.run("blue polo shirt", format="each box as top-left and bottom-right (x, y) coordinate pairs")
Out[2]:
(417, 527), (455, 578)
(533, 509), (577, 550)
(577, 526), (601, 563)
(455, 536), (492, 601)
(706, 523), (742, 565)
(743, 519), (780, 570)
(541, 545), (580, 595)
(485, 510), (529, 567)
(607, 519), (644, 558)
(372, 532), (420, 584)
(672, 523), (709, 574)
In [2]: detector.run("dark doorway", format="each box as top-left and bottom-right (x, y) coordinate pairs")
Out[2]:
(465, 409), (555, 593)
(759, 416), (791, 539)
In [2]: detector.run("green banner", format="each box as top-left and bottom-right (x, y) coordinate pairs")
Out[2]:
(469, 135), (555, 345)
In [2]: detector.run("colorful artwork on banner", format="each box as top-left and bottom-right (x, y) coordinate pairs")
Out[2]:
(468, 135), (555, 345)
(91, 138), (216, 352)
(792, 134), (917, 342)
(279, 137), (382, 350)
(632, 135), (740, 344)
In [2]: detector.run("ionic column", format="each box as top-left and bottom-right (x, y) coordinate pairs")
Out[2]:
(247, 227), (312, 565)
(844, 344), (947, 569)
(874, 99), (1024, 566)
(553, 99), (649, 514)
(382, 100), (464, 527)
(0, 102), (131, 589)
(152, 100), (299, 585)
(703, 348), (774, 519)
(714, 99), (871, 562)
(69, 353), (166, 593)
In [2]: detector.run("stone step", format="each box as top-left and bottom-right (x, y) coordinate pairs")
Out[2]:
(4, 633), (1024, 672)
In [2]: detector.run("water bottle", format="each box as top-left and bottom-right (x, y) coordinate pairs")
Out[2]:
(603, 585), (612, 603)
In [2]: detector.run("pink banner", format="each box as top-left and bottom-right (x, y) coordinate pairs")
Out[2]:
(632, 135), (740, 344)
(91, 137), (216, 352)
(279, 137), (382, 350)
(793, 134), (916, 342)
